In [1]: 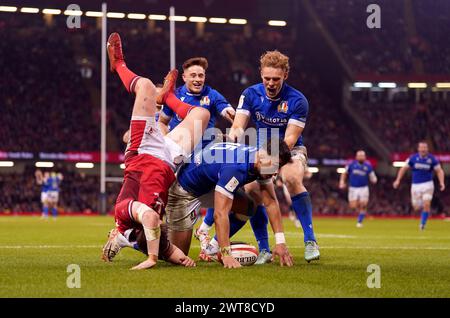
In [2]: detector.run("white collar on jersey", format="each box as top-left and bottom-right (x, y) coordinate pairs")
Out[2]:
(265, 95), (282, 101)
(186, 91), (202, 96)
(183, 84), (203, 96)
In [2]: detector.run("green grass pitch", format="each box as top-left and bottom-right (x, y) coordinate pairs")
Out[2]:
(0, 216), (449, 297)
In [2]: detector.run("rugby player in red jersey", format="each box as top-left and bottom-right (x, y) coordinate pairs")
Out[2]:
(101, 32), (210, 269)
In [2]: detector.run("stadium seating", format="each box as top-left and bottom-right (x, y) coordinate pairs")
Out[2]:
(0, 14), (358, 157)
(0, 12), (448, 216)
(351, 94), (450, 153)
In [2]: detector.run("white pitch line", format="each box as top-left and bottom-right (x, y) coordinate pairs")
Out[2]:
(0, 245), (100, 249)
(289, 246), (450, 250)
(237, 233), (357, 239)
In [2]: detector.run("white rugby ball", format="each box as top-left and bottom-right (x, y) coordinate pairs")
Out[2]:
(229, 242), (258, 266)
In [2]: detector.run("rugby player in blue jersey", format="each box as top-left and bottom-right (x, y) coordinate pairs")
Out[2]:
(227, 50), (320, 262)
(393, 141), (445, 230)
(35, 170), (63, 219)
(339, 150), (377, 227)
(158, 57), (235, 141)
(166, 139), (293, 268)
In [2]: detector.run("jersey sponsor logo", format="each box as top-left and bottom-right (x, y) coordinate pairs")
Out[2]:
(210, 142), (257, 152)
(224, 176), (240, 192)
(255, 111), (288, 126)
(277, 101), (288, 113)
(200, 96), (210, 106)
(237, 95), (245, 109)
(352, 170), (368, 176)
(414, 163), (431, 170)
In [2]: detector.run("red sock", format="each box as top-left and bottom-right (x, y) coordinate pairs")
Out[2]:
(165, 92), (196, 119)
(116, 62), (140, 93)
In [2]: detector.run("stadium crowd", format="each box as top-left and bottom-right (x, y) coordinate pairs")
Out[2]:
(312, 0), (450, 75)
(0, 14), (359, 158)
(0, 16), (99, 152)
(351, 92), (450, 153)
(0, 11), (449, 216)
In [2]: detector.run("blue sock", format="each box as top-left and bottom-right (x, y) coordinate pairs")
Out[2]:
(228, 213), (247, 238)
(291, 192), (316, 242)
(250, 205), (270, 252)
(420, 211), (429, 226)
(51, 207), (57, 217)
(204, 208), (215, 226)
(43, 206), (49, 217)
(357, 213), (366, 223)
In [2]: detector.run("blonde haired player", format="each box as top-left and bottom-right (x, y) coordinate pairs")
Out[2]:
(224, 50), (320, 262)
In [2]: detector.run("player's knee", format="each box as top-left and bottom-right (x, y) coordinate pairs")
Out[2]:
(190, 107), (210, 123)
(135, 203), (159, 226)
(135, 78), (156, 94)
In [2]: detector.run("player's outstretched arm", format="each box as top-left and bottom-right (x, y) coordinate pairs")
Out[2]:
(228, 113), (250, 142)
(213, 191), (241, 268)
(260, 182), (294, 267)
(166, 246), (196, 267)
(35, 170), (43, 185)
(436, 166), (446, 191)
(122, 130), (130, 144)
(339, 170), (348, 189)
(369, 171), (377, 184)
(393, 165), (409, 189)
(221, 107), (236, 124)
(284, 124), (304, 151)
(130, 203), (162, 270)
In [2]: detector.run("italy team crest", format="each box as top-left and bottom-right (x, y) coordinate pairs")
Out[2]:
(278, 101), (288, 113)
(200, 96), (210, 106)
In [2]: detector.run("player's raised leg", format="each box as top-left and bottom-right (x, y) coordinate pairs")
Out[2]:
(157, 76), (210, 155)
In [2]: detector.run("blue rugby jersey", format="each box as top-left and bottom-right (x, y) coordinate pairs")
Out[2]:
(346, 160), (375, 187)
(407, 153), (440, 184)
(236, 83), (308, 147)
(177, 142), (260, 199)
